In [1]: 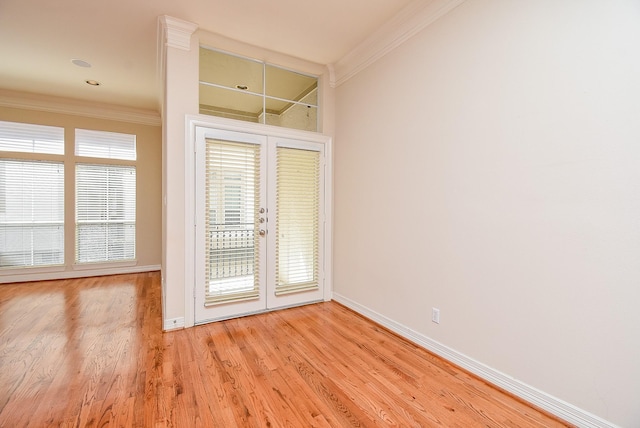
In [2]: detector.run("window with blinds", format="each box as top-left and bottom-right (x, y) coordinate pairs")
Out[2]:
(0, 160), (65, 268)
(75, 129), (136, 160)
(75, 164), (136, 263)
(204, 139), (260, 305)
(0, 120), (64, 155)
(275, 147), (320, 295)
(0, 121), (65, 269)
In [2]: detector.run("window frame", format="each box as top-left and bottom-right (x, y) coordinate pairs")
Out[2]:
(199, 46), (319, 132)
(0, 121), (66, 271)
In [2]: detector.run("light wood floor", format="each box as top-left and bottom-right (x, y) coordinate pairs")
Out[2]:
(0, 272), (572, 427)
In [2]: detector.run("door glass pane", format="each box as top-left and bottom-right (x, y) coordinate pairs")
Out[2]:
(275, 147), (320, 295)
(205, 139), (260, 304)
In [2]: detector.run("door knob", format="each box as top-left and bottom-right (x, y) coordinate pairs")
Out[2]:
(259, 229), (266, 237)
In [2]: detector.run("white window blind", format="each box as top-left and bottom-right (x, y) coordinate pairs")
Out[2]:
(0, 120), (64, 154)
(0, 160), (64, 268)
(205, 139), (260, 305)
(75, 129), (136, 160)
(75, 164), (136, 263)
(275, 147), (320, 295)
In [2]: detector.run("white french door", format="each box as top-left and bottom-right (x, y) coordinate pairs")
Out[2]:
(194, 126), (325, 324)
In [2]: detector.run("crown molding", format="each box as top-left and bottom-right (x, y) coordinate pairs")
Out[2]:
(159, 15), (198, 51)
(0, 89), (161, 126)
(331, 0), (467, 87)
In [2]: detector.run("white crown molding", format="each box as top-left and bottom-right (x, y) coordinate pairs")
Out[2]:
(332, 292), (621, 428)
(331, 0), (467, 87)
(159, 15), (198, 51)
(0, 89), (161, 126)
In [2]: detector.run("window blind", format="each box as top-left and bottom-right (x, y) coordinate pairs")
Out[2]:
(204, 139), (260, 305)
(75, 129), (137, 160)
(0, 120), (64, 154)
(0, 160), (64, 268)
(75, 164), (136, 263)
(275, 147), (319, 295)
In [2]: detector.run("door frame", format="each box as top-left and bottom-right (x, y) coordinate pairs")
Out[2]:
(184, 114), (333, 328)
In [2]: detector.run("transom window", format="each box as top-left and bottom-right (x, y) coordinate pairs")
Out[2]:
(199, 47), (319, 132)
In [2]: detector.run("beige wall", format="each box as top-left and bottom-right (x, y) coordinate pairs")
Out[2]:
(0, 105), (162, 277)
(334, 1), (640, 426)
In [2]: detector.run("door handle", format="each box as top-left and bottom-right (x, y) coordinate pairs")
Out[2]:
(259, 229), (266, 237)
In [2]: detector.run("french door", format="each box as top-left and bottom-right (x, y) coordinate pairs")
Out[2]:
(194, 126), (325, 324)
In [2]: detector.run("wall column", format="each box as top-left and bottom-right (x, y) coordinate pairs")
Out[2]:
(158, 16), (198, 329)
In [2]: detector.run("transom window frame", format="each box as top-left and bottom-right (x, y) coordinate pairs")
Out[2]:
(199, 46), (320, 132)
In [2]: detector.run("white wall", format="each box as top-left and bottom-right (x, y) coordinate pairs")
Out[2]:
(334, 1), (640, 426)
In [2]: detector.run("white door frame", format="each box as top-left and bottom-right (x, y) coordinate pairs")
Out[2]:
(184, 114), (333, 328)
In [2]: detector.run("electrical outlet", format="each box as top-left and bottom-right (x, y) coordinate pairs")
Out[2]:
(432, 308), (440, 324)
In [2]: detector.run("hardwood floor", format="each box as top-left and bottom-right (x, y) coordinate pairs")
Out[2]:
(0, 272), (571, 427)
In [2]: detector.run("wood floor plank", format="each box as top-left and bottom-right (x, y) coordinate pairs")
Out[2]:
(0, 272), (573, 427)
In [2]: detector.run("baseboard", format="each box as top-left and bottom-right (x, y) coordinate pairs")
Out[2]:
(332, 292), (619, 428)
(0, 264), (161, 284)
(164, 317), (185, 331)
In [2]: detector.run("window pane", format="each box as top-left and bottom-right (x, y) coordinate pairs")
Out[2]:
(265, 101), (318, 132)
(265, 65), (317, 106)
(0, 160), (64, 268)
(200, 84), (264, 123)
(200, 48), (263, 93)
(76, 164), (136, 263)
(199, 47), (320, 132)
(275, 147), (320, 294)
(0, 121), (64, 155)
(75, 129), (136, 160)
(204, 139), (260, 304)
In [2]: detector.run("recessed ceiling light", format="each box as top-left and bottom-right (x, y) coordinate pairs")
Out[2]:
(85, 80), (100, 86)
(236, 85), (248, 90)
(72, 59), (92, 68)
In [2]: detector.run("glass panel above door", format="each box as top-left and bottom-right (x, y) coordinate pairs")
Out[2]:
(199, 47), (319, 132)
(199, 84), (264, 123)
(200, 48), (264, 93)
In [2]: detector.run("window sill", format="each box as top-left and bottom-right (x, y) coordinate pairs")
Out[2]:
(0, 265), (66, 276)
(72, 260), (138, 271)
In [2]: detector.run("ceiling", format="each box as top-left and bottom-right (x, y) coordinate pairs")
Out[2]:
(0, 0), (416, 113)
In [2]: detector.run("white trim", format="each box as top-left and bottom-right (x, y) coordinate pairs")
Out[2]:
(0, 89), (160, 126)
(72, 260), (137, 271)
(164, 317), (185, 331)
(159, 16), (198, 51)
(0, 264), (160, 284)
(332, 292), (621, 428)
(323, 137), (333, 302)
(331, 0), (466, 87)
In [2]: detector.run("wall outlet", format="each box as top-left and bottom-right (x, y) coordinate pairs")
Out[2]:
(432, 307), (440, 324)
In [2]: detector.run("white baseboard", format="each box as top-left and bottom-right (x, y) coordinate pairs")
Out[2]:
(0, 264), (161, 284)
(164, 317), (185, 331)
(332, 292), (619, 428)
